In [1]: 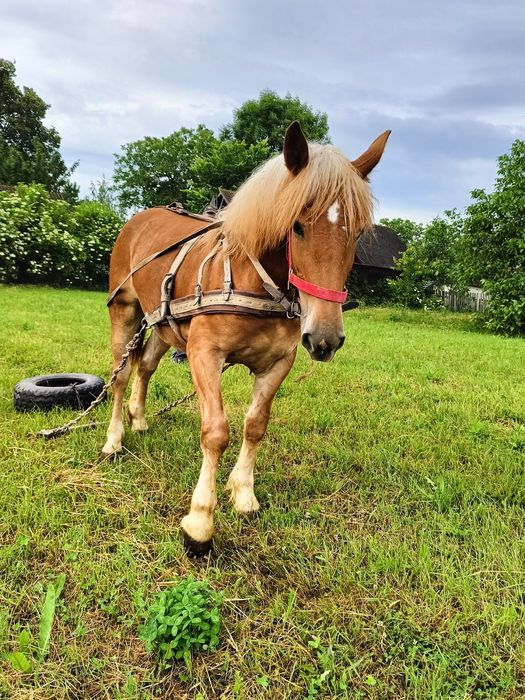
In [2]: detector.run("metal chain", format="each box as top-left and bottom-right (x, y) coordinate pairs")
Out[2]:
(153, 390), (196, 416)
(150, 363), (232, 417)
(36, 319), (148, 439)
(36, 331), (234, 439)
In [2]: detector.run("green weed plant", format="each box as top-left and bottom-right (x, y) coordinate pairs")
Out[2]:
(4, 573), (65, 674)
(139, 577), (222, 668)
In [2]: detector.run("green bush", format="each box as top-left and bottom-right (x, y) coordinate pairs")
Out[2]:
(0, 183), (123, 288)
(389, 211), (464, 309)
(481, 275), (525, 335)
(138, 577), (222, 668)
(346, 269), (395, 306)
(461, 140), (525, 335)
(70, 201), (123, 287)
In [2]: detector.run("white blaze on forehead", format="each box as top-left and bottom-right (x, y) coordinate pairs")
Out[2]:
(327, 201), (340, 224)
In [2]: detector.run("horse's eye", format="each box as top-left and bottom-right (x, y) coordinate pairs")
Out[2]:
(293, 221), (304, 237)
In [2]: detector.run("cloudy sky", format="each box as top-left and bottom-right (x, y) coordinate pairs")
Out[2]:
(2, 0), (524, 222)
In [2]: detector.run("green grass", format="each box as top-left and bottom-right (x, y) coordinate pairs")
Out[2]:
(1, 284), (525, 699)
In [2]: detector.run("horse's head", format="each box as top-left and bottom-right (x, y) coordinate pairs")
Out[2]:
(283, 122), (390, 362)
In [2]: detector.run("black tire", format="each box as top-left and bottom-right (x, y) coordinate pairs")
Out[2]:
(14, 373), (106, 413)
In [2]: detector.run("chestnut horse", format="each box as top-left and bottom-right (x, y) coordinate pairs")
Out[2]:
(103, 122), (390, 555)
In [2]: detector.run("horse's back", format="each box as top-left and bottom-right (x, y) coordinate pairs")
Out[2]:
(108, 208), (213, 299)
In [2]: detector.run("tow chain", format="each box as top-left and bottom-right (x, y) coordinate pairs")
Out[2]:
(35, 320), (233, 440)
(37, 319), (149, 439)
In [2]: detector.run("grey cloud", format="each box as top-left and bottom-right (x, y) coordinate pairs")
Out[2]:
(2, 0), (524, 222)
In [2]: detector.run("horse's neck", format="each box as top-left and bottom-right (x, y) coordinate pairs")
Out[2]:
(258, 244), (289, 290)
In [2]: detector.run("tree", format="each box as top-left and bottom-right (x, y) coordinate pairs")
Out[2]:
(186, 138), (270, 211)
(113, 125), (216, 211)
(112, 91), (329, 212)
(113, 126), (270, 212)
(461, 139), (525, 334)
(379, 217), (424, 245)
(389, 211), (464, 308)
(88, 175), (126, 218)
(221, 89), (329, 152)
(0, 59), (78, 201)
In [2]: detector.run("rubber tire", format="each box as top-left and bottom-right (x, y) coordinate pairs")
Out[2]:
(14, 373), (106, 413)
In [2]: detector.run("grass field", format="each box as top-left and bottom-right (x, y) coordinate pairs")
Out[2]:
(1, 284), (525, 699)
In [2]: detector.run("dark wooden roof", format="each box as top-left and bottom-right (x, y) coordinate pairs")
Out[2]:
(355, 225), (405, 270)
(218, 187), (235, 203)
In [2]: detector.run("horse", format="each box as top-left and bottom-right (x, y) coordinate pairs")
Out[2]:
(102, 121), (390, 555)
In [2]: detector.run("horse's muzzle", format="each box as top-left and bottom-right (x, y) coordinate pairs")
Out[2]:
(301, 332), (345, 362)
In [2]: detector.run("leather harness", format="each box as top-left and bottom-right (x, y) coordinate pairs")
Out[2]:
(107, 204), (357, 345)
(106, 205), (300, 346)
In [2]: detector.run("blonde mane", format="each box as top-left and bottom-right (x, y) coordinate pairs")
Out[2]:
(219, 142), (374, 258)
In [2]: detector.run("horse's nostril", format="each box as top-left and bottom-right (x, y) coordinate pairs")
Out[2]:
(301, 333), (313, 352)
(337, 335), (346, 350)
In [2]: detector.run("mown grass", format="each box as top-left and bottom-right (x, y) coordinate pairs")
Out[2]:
(1, 284), (525, 699)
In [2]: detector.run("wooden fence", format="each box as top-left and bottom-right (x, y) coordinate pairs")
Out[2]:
(439, 287), (489, 312)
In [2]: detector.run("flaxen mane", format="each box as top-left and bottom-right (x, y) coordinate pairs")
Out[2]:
(219, 143), (374, 258)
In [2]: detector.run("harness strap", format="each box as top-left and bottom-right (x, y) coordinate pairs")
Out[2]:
(160, 236), (200, 319)
(288, 271), (348, 304)
(223, 252), (232, 300)
(194, 239), (223, 304)
(106, 219), (222, 306)
(144, 291), (289, 326)
(166, 315), (188, 349)
(287, 230), (348, 304)
(247, 253), (299, 316)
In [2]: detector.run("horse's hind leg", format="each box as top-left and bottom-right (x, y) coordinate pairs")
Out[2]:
(226, 351), (296, 515)
(101, 297), (143, 457)
(128, 331), (170, 432)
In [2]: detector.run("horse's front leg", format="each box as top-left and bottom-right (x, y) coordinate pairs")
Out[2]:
(227, 350), (296, 515)
(181, 346), (229, 556)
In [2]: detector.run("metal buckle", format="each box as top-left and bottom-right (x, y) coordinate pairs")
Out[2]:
(286, 298), (301, 319)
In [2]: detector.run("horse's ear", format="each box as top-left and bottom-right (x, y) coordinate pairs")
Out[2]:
(283, 121), (309, 175)
(351, 130), (391, 178)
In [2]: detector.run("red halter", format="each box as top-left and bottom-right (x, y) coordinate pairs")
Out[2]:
(287, 231), (348, 304)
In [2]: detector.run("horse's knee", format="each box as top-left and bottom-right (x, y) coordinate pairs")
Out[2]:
(201, 417), (229, 454)
(244, 411), (269, 444)
(111, 368), (132, 395)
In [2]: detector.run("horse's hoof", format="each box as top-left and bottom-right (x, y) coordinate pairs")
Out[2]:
(182, 530), (213, 558)
(99, 449), (121, 462)
(240, 509), (260, 521)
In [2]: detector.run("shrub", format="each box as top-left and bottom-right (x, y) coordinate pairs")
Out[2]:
(69, 201), (124, 287)
(461, 140), (525, 335)
(389, 211), (465, 308)
(0, 183), (123, 288)
(138, 577), (222, 668)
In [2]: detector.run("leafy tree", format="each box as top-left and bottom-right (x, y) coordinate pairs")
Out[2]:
(88, 175), (126, 217)
(461, 139), (525, 334)
(186, 138), (270, 211)
(221, 89), (329, 152)
(113, 125), (216, 211)
(390, 210), (464, 308)
(379, 217), (424, 245)
(113, 91), (329, 212)
(0, 59), (78, 201)
(114, 126), (270, 212)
